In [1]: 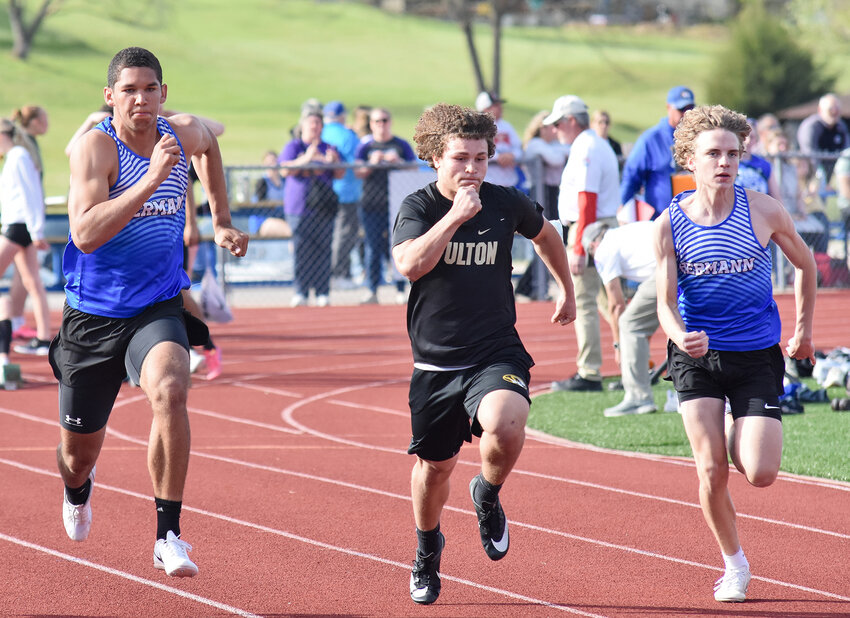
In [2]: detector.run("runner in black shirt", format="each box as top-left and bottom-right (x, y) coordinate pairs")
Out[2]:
(392, 103), (575, 605)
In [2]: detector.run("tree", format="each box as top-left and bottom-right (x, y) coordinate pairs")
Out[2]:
(7, 0), (60, 60)
(706, 0), (834, 117)
(445, 0), (526, 98)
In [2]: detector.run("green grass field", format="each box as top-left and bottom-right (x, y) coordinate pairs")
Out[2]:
(0, 0), (731, 197)
(530, 377), (850, 482)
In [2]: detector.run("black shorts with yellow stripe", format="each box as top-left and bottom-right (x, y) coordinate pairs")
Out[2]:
(407, 358), (532, 462)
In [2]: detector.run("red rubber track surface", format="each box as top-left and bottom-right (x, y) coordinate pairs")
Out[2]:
(1, 291), (849, 617)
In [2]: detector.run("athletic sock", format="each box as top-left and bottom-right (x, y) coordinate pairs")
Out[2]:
(203, 336), (215, 351)
(416, 524), (441, 556)
(474, 474), (502, 505)
(0, 319), (11, 355)
(155, 498), (182, 540)
(723, 547), (749, 571)
(64, 478), (92, 506)
(10, 316), (23, 332)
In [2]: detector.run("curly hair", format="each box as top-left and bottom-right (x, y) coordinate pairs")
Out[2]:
(673, 105), (750, 168)
(413, 103), (496, 168)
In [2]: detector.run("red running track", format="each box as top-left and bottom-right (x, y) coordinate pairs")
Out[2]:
(1, 292), (849, 616)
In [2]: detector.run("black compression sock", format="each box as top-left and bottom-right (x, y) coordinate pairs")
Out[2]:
(474, 474), (502, 505)
(203, 336), (215, 351)
(416, 524), (441, 555)
(0, 319), (11, 355)
(155, 498), (182, 540)
(64, 478), (91, 506)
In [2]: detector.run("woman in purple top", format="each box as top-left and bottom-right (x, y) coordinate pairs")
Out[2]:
(279, 112), (343, 306)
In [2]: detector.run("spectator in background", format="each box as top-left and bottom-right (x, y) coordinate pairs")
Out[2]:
(10, 105), (50, 343)
(514, 110), (569, 300)
(520, 111), (570, 220)
(796, 93), (850, 181)
(351, 105), (373, 140)
(322, 101), (363, 289)
(279, 111), (342, 307)
(736, 118), (780, 199)
(253, 150), (286, 205)
(545, 95), (620, 392)
(620, 86), (695, 219)
(251, 150), (290, 239)
(591, 110), (622, 158)
(475, 91), (523, 189)
(0, 118), (52, 359)
(11, 105), (48, 176)
(354, 107), (416, 304)
(752, 112), (779, 157)
(765, 128), (827, 253)
(582, 221), (659, 417)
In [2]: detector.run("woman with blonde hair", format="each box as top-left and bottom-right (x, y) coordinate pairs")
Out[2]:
(0, 118), (52, 362)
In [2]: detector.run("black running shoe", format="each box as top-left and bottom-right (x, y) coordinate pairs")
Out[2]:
(409, 532), (444, 605)
(469, 474), (509, 560)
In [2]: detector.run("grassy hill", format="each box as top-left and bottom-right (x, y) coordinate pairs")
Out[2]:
(1, 0), (731, 197)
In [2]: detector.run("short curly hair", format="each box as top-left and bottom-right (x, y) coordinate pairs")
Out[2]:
(413, 103), (496, 168)
(673, 105), (750, 168)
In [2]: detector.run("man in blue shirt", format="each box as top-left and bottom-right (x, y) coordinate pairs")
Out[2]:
(322, 101), (363, 287)
(619, 86), (695, 218)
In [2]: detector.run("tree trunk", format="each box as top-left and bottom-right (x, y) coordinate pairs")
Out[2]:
(491, 8), (502, 96)
(8, 0), (56, 60)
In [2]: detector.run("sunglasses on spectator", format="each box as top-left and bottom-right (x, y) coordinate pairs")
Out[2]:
(371, 117), (390, 123)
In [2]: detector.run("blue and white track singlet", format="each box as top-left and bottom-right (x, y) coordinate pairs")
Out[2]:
(669, 185), (780, 351)
(63, 116), (190, 318)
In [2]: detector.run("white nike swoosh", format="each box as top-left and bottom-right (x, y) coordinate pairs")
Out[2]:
(491, 521), (509, 553)
(764, 405), (780, 410)
(478, 228), (491, 235)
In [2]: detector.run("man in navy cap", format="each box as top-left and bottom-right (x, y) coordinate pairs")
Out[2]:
(619, 85), (695, 218)
(322, 100), (363, 288)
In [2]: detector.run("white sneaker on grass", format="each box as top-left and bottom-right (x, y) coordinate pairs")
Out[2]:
(603, 399), (657, 417)
(714, 566), (751, 602)
(153, 530), (198, 577)
(63, 467), (95, 541)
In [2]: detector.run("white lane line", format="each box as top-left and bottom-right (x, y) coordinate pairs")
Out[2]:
(279, 392), (850, 540)
(0, 532), (262, 618)
(4, 456), (849, 605)
(0, 459), (606, 617)
(2, 403), (848, 542)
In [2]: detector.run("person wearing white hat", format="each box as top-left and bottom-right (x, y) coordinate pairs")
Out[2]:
(545, 95), (620, 392)
(475, 91), (523, 188)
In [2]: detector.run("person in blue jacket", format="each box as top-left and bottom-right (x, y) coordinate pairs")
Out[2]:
(620, 86), (695, 218)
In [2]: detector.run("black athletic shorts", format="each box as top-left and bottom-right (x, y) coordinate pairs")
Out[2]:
(4, 223), (32, 248)
(407, 359), (532, 462)
(666, 340), (784, 421)
(49, 295), (208, 434)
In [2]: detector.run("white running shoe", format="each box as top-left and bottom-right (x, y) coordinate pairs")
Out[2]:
(714, 566), (751, 602)
(189, 349), (205, 374)
(62, 467), (95, 541)
(153, 530), (199, 577)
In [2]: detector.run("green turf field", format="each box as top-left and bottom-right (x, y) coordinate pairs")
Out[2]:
(530, 376), (850, 482)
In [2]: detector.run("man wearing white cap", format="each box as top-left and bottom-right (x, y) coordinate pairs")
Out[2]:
(545, 95), (620, 392)
(620, 85), (695, 219)
(475, 91), (523, 188)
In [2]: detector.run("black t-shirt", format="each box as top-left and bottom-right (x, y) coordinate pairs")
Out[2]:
(392, 181), (545, 367)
